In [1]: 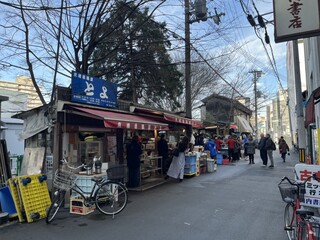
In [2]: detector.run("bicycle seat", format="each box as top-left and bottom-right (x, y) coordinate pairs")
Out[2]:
(296, 209), (315, 217)
(91, 176), (104, 183)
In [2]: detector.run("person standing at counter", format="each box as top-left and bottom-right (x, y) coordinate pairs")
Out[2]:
(157, 134), (169, 174)
(226, 135), (236, 162)
(204, 138), (217, 159)
(127, 135), (143, 188)
(165, 136), (189, 182)
(214, 136), (223, 151)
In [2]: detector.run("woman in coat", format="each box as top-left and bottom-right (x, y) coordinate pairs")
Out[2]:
(278, 137), (290, 162)
(165, 136), (189, 182)
(245, 135), (256, 164)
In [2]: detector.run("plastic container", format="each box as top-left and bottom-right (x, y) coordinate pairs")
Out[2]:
(207, 159), (215, 173)
(216, 153), (223, 165)
(185, 155), (197, 164)
(0, 186), (17, 216)
(184, 164), (196, 174)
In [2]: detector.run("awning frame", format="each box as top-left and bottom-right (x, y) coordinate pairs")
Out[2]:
(67, 106), (169, 131)
(130, 106), (203, 128)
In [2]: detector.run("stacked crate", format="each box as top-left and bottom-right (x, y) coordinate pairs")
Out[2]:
(184, 154), (197, 176)
(7, 174), (51, 223)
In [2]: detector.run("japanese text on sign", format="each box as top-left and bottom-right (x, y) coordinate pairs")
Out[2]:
(71, 71), (117, 108)
(287, 0), (303, 29)
(295, 164), (320, 208)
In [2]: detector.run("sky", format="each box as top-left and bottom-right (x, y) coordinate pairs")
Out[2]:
(149, 0), (288, 114)
(0, 0), (287, 116)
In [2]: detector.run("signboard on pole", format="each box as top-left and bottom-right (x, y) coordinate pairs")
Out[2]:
(71, 71), (117, 108)
(273, 0), (320, 43)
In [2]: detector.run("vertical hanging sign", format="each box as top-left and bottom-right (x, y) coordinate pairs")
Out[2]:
(71, 71), (117, 108)
(273, 0), (320, 43)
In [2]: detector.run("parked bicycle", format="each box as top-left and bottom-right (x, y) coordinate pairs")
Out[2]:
(46, 159), (128, 224)
(278, 173), (320, 239)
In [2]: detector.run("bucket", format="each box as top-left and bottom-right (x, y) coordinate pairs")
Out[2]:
(0, 186), (17, 216)
(207, 159), (215, 173)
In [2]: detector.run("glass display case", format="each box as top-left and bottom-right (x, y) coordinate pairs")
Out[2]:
(79, 141), (103, 164)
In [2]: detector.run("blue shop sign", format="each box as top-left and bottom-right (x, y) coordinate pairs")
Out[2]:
(71, 71), (117, 108)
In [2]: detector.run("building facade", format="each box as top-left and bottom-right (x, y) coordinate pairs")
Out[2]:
(0, 76), (42, 156)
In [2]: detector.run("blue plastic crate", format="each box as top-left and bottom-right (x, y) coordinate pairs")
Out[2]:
(184, 163), (196, 174)
(216, 153), (223, 165)
(185, 155), (196, 164)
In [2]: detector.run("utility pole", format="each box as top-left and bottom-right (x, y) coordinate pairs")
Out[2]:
(293, 39), (306, 163)
(184, 0), (225, 138)
(250, 70), (262, 137)
(185, 0), (192, 138)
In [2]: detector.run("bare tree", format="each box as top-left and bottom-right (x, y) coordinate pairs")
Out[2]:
(0, 0), (164, 104)
(169, 46), (235, 118)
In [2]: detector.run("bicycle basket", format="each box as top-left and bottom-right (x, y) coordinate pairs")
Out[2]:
(278, 182), (298, 203)
(107, 165), (126, 181)
(53, 169), (78, 190)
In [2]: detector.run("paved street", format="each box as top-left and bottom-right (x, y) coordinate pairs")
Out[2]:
(2, 152), (298, 240)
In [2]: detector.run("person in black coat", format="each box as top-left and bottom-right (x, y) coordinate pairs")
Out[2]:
(157, 134), (169, 174)
(127, 135), (143, 188)
(258, 133), (268, 167)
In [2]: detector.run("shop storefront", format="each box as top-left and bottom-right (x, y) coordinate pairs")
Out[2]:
(15, 72), (204, 191)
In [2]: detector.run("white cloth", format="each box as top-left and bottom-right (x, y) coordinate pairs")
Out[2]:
(190, 134), (195, 145)
(167, 152), (185, 179)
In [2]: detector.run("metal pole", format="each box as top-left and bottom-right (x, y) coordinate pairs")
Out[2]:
(254, 73), (258, 137)
(250, 70), (261, 136)
(185, 0), (192, 138)
(292, 39), (306, 162)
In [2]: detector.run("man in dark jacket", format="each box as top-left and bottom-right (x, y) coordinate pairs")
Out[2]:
(127, 135), (142, 188)
(264, 133), (276, 168)
(157, 134), (169, 174)
(258, 133), (268, 167)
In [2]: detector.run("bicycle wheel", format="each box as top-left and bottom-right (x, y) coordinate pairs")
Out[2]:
(298, 221), (312, 240)
(46, 190), (66, 224)
(284, 203), (297, 240)
(95, 182), (128, 216)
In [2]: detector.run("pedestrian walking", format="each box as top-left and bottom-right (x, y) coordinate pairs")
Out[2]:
(165, 136), (189, 182)
(258, 133), (268, 167)
(245, 135), (256, 164)
(278, 136), (290, 162)
(242, 134), (249, 160)
(264, 133), (276, 168)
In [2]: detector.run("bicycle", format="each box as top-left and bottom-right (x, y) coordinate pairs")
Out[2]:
(46, 159), (128, 224)
(278, 173), (320, 239)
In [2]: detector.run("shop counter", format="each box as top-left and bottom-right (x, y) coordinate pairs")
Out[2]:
(130, 156), (165, 191)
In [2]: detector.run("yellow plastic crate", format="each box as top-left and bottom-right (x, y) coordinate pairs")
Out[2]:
(16, 174), (51, 223)
(7, 178), (25, 222)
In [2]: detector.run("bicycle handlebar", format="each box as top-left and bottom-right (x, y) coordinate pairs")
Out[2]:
(279, 173), (320, 186)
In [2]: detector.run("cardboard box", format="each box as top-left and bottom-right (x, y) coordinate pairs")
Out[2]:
(70, 197), (95, 215)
